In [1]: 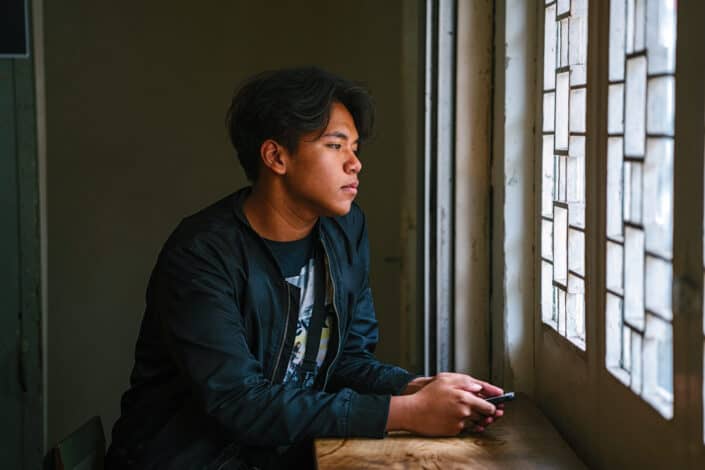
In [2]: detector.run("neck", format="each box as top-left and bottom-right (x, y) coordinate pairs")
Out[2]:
(243, 181), (318, 241)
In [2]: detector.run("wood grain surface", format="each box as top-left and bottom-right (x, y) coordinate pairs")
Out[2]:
(315, 394), (587, 469)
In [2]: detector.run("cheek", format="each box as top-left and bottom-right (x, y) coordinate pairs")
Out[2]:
(304, 162), (339, 184)
(290, 166), (334, 196)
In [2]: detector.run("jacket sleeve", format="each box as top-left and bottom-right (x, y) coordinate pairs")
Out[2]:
(326, 212), (417, 395)
(153, 232), (390, 447)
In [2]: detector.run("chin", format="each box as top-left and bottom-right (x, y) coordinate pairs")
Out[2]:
(323, 201), (353, 217)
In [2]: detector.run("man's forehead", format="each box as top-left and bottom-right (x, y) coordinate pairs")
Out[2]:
(322, 130), (357, 141)
(322, 104), (359, 139)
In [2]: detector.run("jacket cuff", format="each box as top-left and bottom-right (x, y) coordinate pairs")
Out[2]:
(346, 393), (391, 438)
(377, 367), (417, 395)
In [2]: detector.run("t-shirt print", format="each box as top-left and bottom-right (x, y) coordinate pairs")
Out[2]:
(283, 257), (332, 388)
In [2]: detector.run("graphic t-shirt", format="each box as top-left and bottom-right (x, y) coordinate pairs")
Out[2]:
(264, 233), (333, 388)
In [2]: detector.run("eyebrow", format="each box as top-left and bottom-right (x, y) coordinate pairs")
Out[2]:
(321, 131), (359, 143)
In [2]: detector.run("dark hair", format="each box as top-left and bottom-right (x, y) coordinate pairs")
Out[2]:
(226, 66), (375, 182)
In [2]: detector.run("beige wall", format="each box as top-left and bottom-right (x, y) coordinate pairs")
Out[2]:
(44, 1), (415, 446)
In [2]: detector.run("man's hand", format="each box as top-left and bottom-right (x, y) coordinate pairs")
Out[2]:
(401, 376), (434, 395)
(388, 372), (505, 435)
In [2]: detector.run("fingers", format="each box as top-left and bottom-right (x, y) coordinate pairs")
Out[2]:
(471, 378), (504, 397)
(463, 417), (491, 433)
(419, 373), (506, 437)
(434, 372), (504, 398)
(465, 408), (504, 433)
(468, 409), (500, 423)
(467, 393), (496, 416)
(436, 372), (483, 393)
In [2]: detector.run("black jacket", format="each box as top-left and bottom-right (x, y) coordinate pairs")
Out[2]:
(106, 188), (414, 469)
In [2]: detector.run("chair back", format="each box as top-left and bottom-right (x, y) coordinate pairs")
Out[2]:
(53, 416), (105, 470)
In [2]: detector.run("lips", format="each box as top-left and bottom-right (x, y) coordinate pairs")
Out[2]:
(341, 182), (359, 194)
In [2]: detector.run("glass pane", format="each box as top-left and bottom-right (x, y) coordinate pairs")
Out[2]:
(643, 138), (674, 258)
(645, 255), (672, 320)
(544, 4), (557, 90)
(623, 161), (643, 225)
(557, 0), (570, 16)
(557, 155), (567, 202)
(626, 0), (636, 53)
(542, 219), (553, 261)
(625, 56), (647, 156)
(630, 161), (643, 225)
(646, 0), (677, 74)
(624, 161), (632, 223)
(606, 240), (624, 295)
(606, 293), (624, 370)
(608, 83), (624, 134)
(567, 136), (585, 203)
(607, 137), (624, 240)
(624, 226), (645, 331)
(559, 18), (570, 68)
(568, 228), (584, 276)
(554, 205), (568, 286)
(542, 135), (555, 217)
(569, 202), (585, 230)
(542, 261), (555, 326)
(553, 286), (560, 323)
(567, 274), (585, 345)
(543, 91), (555, 132)
(571, 0), (587, 16)
(644, 314), (673, 418)
(558, 288), (567, 336)
(631, 330), (643, 394)
(623, 324), (632, 371)
(570, 87), (586, 133)
(568, 137), (586, 229)
(569, 4), (588, 85)
(656, 330), (672, 393)
(555, 71), (570, 150)
(609, 0), (626, 81)
(646, 76), (675, 136)
(634, 0), (646, 51)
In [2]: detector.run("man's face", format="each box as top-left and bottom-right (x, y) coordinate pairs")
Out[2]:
(281, 101), (362, 217)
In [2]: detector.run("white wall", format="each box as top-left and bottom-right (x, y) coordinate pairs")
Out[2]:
(44, 1), (415, 446)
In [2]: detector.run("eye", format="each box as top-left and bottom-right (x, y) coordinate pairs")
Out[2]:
(326, 143), (342, 150)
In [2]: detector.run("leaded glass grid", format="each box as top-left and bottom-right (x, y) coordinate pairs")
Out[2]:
(541, 0), (588, 350)
(605, 0), (676, 419)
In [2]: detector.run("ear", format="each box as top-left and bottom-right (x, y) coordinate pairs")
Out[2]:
(259, 139), (287, 176)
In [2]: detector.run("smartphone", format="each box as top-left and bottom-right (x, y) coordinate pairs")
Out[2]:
(485, 391), (515, 405)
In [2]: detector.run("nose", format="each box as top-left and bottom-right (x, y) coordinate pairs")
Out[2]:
(345, 151), (362, 174)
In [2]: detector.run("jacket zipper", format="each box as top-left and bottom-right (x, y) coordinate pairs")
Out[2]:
(320, 236), (342, 390)
(270, 282), (291, 382)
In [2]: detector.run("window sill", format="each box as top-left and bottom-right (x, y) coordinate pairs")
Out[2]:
(315, 393), (587, 469)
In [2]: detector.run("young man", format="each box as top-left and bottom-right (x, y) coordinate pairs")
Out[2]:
(106, 67), (504, 469)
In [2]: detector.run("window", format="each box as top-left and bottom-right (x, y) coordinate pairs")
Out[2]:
(529, 0), (705, 466)
(604, 0), (676, 419)
(540, 0), (588, 349)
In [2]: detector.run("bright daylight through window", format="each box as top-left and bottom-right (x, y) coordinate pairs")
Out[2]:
(541, 0), (588, 349)
(605, 0), (676, 419)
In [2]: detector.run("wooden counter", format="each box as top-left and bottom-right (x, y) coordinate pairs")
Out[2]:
(315, 394), (587, 469)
